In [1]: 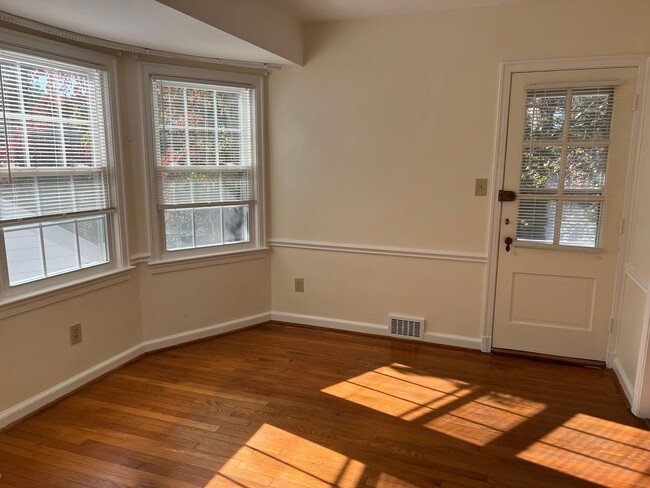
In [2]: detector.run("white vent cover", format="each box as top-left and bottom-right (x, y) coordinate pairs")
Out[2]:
(388, 315), (425, 341)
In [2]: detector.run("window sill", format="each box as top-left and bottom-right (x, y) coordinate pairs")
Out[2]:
(147, 247), (269, 274)
(0, 267), (135, 320)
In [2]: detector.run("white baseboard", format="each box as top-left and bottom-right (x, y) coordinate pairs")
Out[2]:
(2, 310), (482, 429)
(612, 358), (635, 406)
(271, 311), (482, 350)
(0, 343), (144, 429)
(143, 312), (271, 352)
(0, 312), (271, 430)
(481, 336), (492, 353)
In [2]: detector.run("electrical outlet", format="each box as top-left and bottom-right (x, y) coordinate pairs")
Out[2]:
(294, 278), (304, 293)
(70, 323), (82, 345)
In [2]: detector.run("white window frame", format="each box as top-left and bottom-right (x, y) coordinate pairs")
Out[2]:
(0, 28), (129, 304)
(141, 63), (267, 267)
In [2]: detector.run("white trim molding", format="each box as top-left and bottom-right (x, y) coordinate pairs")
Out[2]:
(269, 239), (487, 264)
(0, 312), (271, 429)
(625, 264), (649, 294)
(143, 312), (271, 352)
(129, 253), (152, 265)
(612, 358), (635, 406)
(271, 312), (482, 350)
(481, 336), (493, 353)
(0, 268), (134, 320)
(147, 248), (269, 274)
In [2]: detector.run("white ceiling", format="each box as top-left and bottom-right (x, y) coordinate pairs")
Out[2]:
(0, 0), (534, 65)
(0, 0), (289, 64)
(268, 0), (532, 23)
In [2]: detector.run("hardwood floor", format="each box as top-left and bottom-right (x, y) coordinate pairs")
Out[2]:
(1, 322), (649, 487)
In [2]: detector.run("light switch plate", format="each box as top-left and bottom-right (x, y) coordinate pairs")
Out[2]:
(475, 178), (488, 196)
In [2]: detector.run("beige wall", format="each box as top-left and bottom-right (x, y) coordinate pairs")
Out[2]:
(0, 278), (141, 412)
(139, 258), (271, 341)
(272, 247), (484, 341)
(267, 1), (650, 344)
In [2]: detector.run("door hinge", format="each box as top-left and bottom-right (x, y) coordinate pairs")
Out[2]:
(633, 94), (639, 111)
(608, 318), (614, 333)
(618, 218), (624, 235)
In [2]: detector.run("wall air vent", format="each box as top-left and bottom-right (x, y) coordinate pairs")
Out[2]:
(388, 315), (425, 341)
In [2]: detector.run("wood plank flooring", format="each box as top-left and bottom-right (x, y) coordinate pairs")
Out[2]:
(1, 322), (649, 487)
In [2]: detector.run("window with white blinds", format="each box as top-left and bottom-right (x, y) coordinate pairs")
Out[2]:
(517, 86), (615, 248)
(151, 77), (256, 252)
(0, 50), (113, 223)
(0, 48), (115, 286)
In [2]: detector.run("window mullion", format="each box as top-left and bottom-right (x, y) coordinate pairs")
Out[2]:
(73, 219), (81, 269)
(38, 224), (48, 278)
(0, 228), (11, 299)
(553, 89), (573, 245)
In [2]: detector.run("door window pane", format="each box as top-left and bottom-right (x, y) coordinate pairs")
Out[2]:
(559, 202), (601, 248)
(517, 200), (557, 245)
(517, 86), (614, 248)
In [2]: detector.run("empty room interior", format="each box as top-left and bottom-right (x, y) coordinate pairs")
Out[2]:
(1, 0), (650, 486)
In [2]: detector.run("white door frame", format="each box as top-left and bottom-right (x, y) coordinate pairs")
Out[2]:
(483, 56), (650, 368)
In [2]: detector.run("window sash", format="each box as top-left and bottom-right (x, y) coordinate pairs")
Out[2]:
(4, 213), (110, 286)
(0, 49), (114, 224)
(151, 77), (256, 209)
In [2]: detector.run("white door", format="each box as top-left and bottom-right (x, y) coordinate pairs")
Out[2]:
(493, 68), (637, 361)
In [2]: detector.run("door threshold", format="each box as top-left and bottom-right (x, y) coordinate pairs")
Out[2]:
(492, 348), (606, 369)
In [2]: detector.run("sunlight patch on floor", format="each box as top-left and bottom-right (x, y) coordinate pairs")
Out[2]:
(517, 413), (650, 487)
(425, 391), (547, 446)
(321, 363), (475, 418)
(206, 423), (366, 488)
(322, 363), (545, 446)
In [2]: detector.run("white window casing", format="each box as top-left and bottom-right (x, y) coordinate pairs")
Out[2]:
(141, 63), (267, 265)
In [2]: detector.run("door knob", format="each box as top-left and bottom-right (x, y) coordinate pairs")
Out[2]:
(504, 237), (513, 252)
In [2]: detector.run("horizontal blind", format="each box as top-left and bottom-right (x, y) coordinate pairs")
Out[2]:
(0, 49), (113, 224)
(152, 77), (255, 209)
(517, 86), (614, 248)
